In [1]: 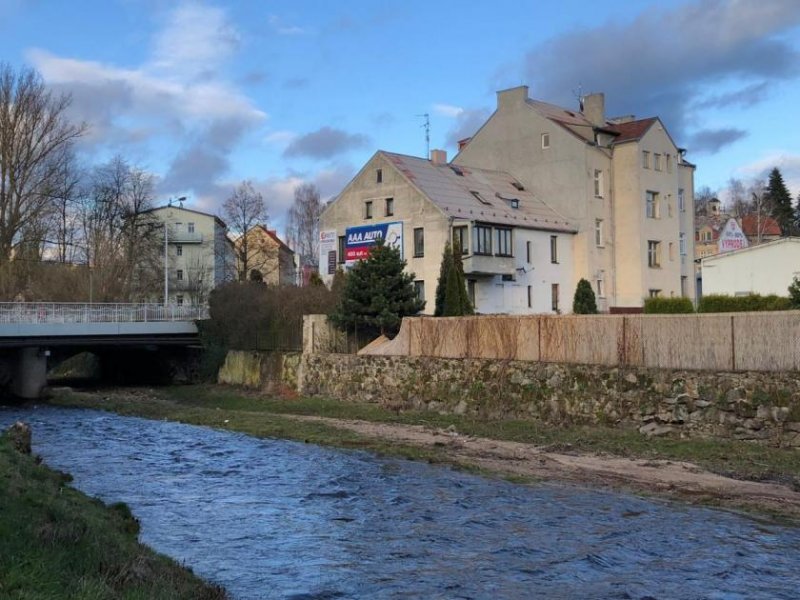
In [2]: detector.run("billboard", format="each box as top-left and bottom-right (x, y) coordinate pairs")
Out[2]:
(718, 218), (749, 253)
(318, 230), (337, 275)
(345, 222), (403, 262)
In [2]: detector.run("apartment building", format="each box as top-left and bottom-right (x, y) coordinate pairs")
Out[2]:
(319, 150), (575, 314)
(146, 205), (236, 305)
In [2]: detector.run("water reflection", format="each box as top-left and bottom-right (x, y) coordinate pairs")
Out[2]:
(2, 405), (798, 600)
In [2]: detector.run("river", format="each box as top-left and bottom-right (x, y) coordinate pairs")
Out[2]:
(2, 405), (799, 599)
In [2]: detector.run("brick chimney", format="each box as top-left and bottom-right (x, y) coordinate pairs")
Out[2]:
(430, 149), (447, 165)
(582, 93), (605, 126)
(497, 85), (529, 110)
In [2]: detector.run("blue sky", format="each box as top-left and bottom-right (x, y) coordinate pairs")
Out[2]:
(2, 0), (800, 233)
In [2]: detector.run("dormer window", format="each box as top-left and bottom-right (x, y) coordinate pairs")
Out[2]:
(510, 199), (520, 209)
(471, 191), (491, 205)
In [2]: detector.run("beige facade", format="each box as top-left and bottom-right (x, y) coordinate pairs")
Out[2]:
(148, 205), (236, 305)
(454, 86), (696, 308)
(236, 226), (295, 286)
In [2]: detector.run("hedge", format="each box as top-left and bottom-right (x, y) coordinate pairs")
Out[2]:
(697, 294), (793, 313)
(643, 297), (695, 314)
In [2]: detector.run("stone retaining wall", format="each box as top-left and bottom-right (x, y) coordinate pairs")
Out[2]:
(218, 350), (301, 394)
(300, 354), (800, 446)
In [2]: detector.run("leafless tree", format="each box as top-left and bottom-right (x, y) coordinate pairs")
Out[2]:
(693, 185), (716, 217)
(286, 182), (323, 267)
(222, 180), (268, 281)
(0, 63), (87, 262)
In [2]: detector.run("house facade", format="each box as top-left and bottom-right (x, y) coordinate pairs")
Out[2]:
(319, 151), (576, 314)
(235, 226), (296, 286)
(701, 238), (800, 297)
(453, 86), (696, 308)
(147, 205), (236, 305)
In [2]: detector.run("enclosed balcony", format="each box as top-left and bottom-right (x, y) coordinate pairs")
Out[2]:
(462, 254), (516, 276)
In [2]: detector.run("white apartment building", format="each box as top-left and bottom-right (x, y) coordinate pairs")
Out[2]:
(146, 205), (236, 305)
(319, 150), (576, 314)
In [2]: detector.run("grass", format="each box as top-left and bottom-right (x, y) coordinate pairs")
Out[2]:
(51, 385), (800, 490)
(0, 431), (227, 600)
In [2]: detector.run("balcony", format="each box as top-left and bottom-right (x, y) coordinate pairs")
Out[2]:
(462, 254), (516, 276)
(168, 231), (204, 244)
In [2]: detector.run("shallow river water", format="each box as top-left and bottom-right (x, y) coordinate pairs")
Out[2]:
(2, 405), (799, 599)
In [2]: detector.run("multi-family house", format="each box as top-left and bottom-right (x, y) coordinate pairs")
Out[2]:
(453, 86), (696, 308)
(319, 150), (576, 314)
(235, 225), (296, 286)
(145, 205), (236, 305)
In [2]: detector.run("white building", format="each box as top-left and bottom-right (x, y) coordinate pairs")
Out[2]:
(701, 237), (800, 297)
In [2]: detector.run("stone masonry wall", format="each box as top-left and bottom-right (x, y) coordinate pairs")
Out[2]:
(300, 354), (800, 446)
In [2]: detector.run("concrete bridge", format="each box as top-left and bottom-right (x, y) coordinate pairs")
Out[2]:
(0, 303), (207, 399)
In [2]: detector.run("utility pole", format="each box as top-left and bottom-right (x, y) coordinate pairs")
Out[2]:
(164, 223), (169, 307)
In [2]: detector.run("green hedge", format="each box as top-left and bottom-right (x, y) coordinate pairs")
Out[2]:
(697, 294), (793, 313)
(643, 297), (695, 313)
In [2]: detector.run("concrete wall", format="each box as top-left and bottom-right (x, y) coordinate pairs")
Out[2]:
(218, 350), (301, 394)
(702, 238), (800, 296)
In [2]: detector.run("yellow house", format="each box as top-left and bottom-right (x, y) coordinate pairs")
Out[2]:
(235, 225), (295, 286)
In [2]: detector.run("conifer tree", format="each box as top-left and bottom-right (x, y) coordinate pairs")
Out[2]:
(766, 167), (793, 235)
(443, 239), (473, 316)
(572, 278), (598, 314)
(329, 240), (424, 337)
(434, 242), (454, 316)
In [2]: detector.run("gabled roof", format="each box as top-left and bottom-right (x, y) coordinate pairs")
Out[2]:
(145, 204), (228, 229)
(740, 214), (782, 237)
(607, 117), (658, 143)
(381, 151), (574, 232)
(246, 225), (294, 254)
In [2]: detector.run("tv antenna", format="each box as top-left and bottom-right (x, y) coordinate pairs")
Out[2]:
(416, 113), (430, 158)
(572, 84), (584, 110)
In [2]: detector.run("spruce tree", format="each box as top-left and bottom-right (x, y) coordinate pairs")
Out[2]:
(444, 238), (473, 316)
(434, 242), (454, 316)
(329, 240), (424, 338)
(766, 167), (793, 235)
(572, 278), (598, 314)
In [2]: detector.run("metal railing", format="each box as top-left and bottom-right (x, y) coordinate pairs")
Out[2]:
(0, 303), (209, 324)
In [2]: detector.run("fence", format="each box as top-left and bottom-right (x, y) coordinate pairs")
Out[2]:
(0, 302), (209, 324)
(314, 312), (800, 373)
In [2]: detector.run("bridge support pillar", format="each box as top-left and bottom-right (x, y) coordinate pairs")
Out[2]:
(10, 347), (48, 399)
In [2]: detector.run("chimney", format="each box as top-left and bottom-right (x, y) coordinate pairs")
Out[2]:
(497, 85), (529, 110)
(430, 149), (447, 165)
(582, 92), (605, 126)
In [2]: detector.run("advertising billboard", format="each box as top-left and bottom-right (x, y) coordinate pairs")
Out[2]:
(318, 230), (337, 275)
(718, 218), (749, 253)
(345, 221), (403, 263)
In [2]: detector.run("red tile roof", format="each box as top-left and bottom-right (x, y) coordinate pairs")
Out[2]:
(606, 118), (657, 143)
(740, 214), (781, 236)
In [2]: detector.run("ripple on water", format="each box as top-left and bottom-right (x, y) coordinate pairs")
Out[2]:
(2, 405), (800, 600)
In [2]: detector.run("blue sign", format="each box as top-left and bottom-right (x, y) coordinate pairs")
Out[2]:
(345, 222), (403, 262)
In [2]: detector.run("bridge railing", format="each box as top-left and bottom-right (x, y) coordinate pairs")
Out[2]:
(0, 303), (209, 324)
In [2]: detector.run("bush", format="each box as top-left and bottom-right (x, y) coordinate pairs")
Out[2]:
(572, 278), (598, 314)
(789, 276), (800, 308)
(697, 294), (793, 313)
(643, 297), (695, 314)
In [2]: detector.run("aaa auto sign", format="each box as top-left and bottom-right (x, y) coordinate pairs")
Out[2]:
(345, 221), (403, 262)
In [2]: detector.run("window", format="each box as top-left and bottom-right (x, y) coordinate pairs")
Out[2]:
(595, 219), (604, 247)
(526, 241), (531, 263)
(647, 240), (661, 268)
(474, 224), (492, 255)
(679, 232), (687, 256)
(385, 197), (394, 216)
(468, 280), (476, 308)
(654, 153), (662, 171)
(646, 191), (660, 219)
(642, 151), (650, 169)
(187, 222), (195, 234)
(364, 201), (373, 219)
(176, 269), (184, 281)
(596, 279), (605, 298)
(414, 280), (425, 303)
(551, 283), (560, 312)
(176, 294), (184, 306)
(510, 198), (520, 209)
(681, 276), (688, 298)
(176, 244), (183, 257)
(471, 190), (491, 205)
(678, 188), (685, 212)
(413, 228), (424, 257)
(550, 235), (558, 263)
(649, 289), (662, 298)
(337, 235), (346, 264)
(666, 154), (673, 173)
(594, 169), (603, 198)
(668, 200), (673, 218)
(542, 133), (550, 149)
(669, 242), (675, 261)
(376, 169), (382, 183)
(495, 227), (512, 257)
(453, 226), (468, 254)
(527, 285), (532, 308)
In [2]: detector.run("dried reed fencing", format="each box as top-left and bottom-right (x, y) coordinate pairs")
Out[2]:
(323, 311), (800, 373)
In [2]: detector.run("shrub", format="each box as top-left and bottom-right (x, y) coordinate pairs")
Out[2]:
(572, 278), (598, 314)
(789, 276), (800, 308)
(697, 294), (793, 313)
(643, 297), (694, 314)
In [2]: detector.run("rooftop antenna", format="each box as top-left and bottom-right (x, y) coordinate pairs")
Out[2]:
(416, 113), (430, 158)
(177, 196), (186, 209)
(572, 84), (584, 111)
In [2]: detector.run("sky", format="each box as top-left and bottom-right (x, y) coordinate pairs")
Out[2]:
(2, 0), (800, 234)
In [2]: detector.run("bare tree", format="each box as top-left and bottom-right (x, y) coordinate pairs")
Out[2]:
(694, 185), (716, 217)
(286, 182), (323, 267)
(222, 180), (268, 281)
(0, 63), (87, 262)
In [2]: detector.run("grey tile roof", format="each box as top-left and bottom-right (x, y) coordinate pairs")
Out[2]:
(382, 151), (575, 232)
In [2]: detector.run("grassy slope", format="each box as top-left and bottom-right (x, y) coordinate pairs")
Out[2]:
(52, 385), (800, 490)
(0, 432), (227, 600)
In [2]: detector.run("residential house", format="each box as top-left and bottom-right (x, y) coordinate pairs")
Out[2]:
(319, 150), (576, 314)
(145, 205), (236, 305)
(235, 225), (295, 285)
(453, 86), (696, 308)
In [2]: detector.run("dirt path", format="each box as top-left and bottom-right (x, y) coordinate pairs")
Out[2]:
(287, 414), (800, 519)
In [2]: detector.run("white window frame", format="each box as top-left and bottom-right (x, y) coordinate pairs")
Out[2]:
(647, 240), (661, 268)
(595, 219), (604, 247)
(646, 191), (660, 219)
(654, 153), (662, 171)
(679, 232), (687, 256)
(678, 188), (685, 212)
(642, 151), (650, 169)
(593, 169), (603, 198)
(541, 133), (550, 149)
(596, 278), (605, 298)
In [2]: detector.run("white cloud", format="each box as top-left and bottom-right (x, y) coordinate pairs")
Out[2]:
(264, 130), (298, 146)
(432, 103), (464, 118)
(736, 152), (800, 197)
(268, 14), (309, 36)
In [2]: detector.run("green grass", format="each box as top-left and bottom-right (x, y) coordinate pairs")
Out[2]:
(51, 385), (800, 491)
(0, 431), (227, 600)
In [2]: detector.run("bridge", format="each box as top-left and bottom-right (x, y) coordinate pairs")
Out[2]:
(0, 303), (207, 399)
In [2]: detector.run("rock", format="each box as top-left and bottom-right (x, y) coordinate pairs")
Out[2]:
(624, 373), (638, 385)
(694, 400), (711, 409)
(756, 405), (771, 420)
(726, 387), (744, 402)
(772, 406), (790, 423)
(453, 400), (468, 415)
(663, 397), (678, 406)
(674, 393), (692, 405)
(639, 422), (674, 437)
(743, 418), (762, 431)
(785, 422), (800, 433)
(7, 421), (31, 454)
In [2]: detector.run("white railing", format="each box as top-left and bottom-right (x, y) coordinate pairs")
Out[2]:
(0, 303), (209, 324)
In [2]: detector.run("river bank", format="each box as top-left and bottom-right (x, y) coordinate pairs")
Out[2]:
(0, 421), (227, 599)
(48, 385), (800, 521)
